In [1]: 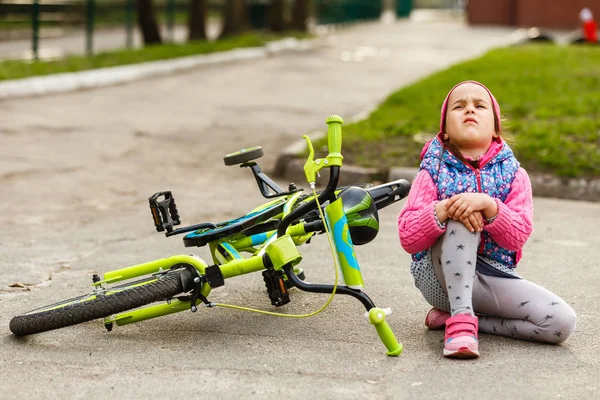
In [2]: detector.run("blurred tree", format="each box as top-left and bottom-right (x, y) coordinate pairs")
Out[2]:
(221, 0), (248, 37)
(137, 0), (162, 44)
(270, 0), (285, 32)
(292, 0), (311, 31)
(188, 0), (208, 40)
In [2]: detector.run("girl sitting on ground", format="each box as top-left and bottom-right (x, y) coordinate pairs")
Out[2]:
(397, 80), (576, 358)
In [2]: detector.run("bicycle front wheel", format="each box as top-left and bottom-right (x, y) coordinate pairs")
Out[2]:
(9, 270), (185, 336)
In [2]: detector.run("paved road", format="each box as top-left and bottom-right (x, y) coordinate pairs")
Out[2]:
(1, 19), (598, 399)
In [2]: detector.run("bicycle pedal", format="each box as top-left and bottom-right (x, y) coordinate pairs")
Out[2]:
(149, 191), (181, 233)
(262, 270), (290, 307)
(271, 295), (290, 307)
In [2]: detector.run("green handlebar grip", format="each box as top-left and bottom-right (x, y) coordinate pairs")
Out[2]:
(325, 115), (343, 160)
(368, 307), (403, 357)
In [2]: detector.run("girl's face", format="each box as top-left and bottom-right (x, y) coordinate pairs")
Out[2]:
(445, 83), (497, 156)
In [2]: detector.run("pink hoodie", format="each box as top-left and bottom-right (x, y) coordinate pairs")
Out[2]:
(397, 81), (534, 265)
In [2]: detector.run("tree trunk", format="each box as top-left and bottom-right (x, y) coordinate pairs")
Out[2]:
(291, 0), (311, 31)
(220, 0), (248, 38)
(136, 0), (162, 45)
(269, 0), (286, 32)
(188, 0), (207, 40)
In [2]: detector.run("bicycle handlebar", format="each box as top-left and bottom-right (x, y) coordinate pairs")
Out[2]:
(302, 115), (344, 185)
(325, 115), (343, 163)
(279, 115), (346, 236)
(368, 308), (403, 357)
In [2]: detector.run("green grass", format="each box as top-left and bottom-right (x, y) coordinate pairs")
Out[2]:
(0, 31), (311, 81)
(332, 44), (600, 179)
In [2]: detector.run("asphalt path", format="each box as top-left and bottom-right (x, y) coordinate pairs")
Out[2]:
(1, 19), (598, 399)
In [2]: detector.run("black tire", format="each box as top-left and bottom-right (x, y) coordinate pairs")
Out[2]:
(9, 271), (185, 336)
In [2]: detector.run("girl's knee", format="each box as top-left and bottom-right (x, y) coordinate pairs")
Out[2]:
(445, 219), (469, 233)
(541, 304), (577, 344)
(443, 219), (479, 241)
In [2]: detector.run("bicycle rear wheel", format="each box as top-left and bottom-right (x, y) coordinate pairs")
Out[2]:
(9, 270), (185, 336)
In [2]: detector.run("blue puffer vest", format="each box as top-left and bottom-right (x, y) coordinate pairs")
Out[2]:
(412, 137), (521, 267)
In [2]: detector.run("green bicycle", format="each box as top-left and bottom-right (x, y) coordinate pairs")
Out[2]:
(9, 115), (411, 357)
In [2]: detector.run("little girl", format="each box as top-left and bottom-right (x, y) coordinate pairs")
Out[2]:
(397, 81), (576, 358)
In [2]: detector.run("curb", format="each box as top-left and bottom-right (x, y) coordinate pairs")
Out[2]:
(273, 132), (600, 202)
(0, 36), (326, 100)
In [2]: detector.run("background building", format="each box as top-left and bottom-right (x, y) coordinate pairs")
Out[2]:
(467, 0), (600, 29)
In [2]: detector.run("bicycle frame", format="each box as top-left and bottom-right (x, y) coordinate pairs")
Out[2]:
(95, 116), (403, 357)
(98, 192), (318, 326)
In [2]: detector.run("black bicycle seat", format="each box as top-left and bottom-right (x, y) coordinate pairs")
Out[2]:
(223, 146), (264, 166)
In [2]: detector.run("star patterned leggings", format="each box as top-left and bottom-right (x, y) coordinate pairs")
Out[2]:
(411, 220), (577, 344)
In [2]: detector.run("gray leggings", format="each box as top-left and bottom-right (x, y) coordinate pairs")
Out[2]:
(411, 220), (577, 344)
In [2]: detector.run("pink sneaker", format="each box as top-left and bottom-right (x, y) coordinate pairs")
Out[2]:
(425, 308), (450, 330)
(443, 314), (479, 358)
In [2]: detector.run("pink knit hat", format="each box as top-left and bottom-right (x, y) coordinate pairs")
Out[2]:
(439, 80), (501, 134)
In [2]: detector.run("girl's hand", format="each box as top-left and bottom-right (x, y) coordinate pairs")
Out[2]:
(435, 199), (450, 224)
(459, 212), (484, 233)
(446, 193), (496, 221)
